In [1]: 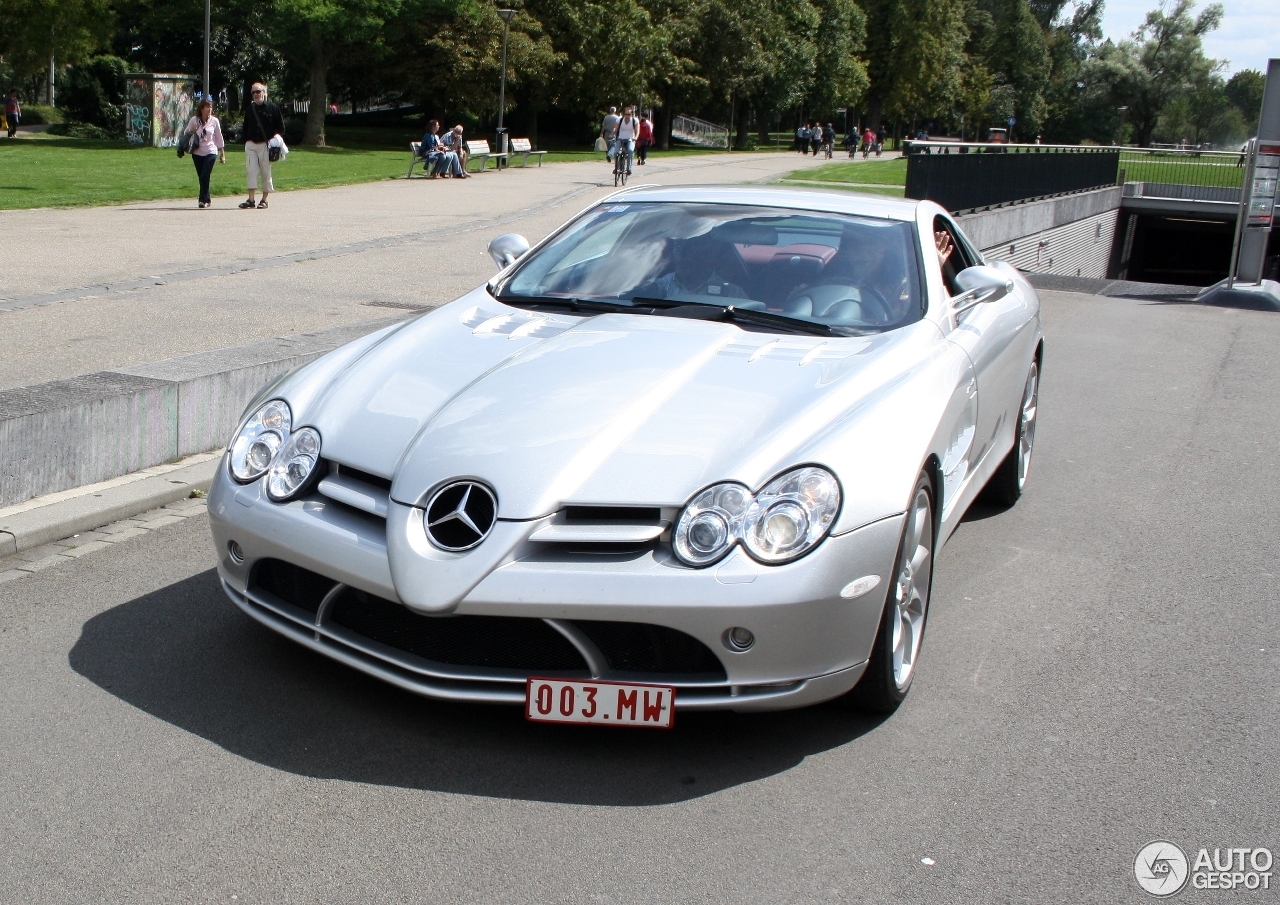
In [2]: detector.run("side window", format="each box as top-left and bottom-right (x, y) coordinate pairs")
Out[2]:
(932, 216), (974, 296)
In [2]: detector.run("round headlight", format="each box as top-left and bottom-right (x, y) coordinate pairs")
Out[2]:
(742, 466), (841, 564)
(673, 482), (750, 566)
(266, 427), (322, 501)
(228, 399), (291, 483)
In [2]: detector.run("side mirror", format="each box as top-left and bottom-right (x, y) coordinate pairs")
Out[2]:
(488, 233), (530, 269)
(951, 265), (1014, 313)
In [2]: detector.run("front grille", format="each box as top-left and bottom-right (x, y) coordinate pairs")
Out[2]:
(329, 588), (587, 671)
(576, 621), (727, 679)
(245, 560), (727, 681)
(562, 506), (662, 522)
(251, 559), (338, 615)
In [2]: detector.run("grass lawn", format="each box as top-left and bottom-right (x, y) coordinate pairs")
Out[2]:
(1118, 150), (1243, 189)
(0, 126), (745, 210)
(775, 157), (907, 197)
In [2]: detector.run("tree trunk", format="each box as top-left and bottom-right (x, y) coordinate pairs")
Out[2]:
(867, 95), (882, 132)
(304, 23), (328, 146)
(734, 99), (750, 149)
(658, 92), (671, 150)
(756, 113), (771, 146)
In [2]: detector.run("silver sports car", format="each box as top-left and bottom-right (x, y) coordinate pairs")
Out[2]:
(209, 185), (1041, 723)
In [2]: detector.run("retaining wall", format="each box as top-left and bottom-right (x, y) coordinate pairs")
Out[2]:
(957, 186), (1122, 280)
(0, 319), (398, 508)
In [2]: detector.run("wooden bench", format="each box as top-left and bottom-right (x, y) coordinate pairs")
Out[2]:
(465, 139), (508, 172)
(508, 138), (548, 167)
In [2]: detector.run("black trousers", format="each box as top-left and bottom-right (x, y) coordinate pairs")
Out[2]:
(192, 153), (216, 203)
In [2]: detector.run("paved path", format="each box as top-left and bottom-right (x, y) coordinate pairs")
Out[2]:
(1, 289), (1276, 903)
(0, 151), (845, 391)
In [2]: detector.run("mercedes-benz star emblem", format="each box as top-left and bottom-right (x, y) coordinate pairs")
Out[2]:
(424, 481), (498, 551)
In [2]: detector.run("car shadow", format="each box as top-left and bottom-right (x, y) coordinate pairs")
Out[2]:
(69, 570), (884, 806)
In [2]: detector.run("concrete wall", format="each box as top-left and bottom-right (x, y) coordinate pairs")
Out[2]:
(0, 319), (398, 508)
(957, 186), (1122, 280)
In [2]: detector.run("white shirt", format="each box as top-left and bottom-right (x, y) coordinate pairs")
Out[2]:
(616, 116), (638, 141)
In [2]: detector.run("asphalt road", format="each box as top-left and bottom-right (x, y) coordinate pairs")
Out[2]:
(1, 289), (1277, 904)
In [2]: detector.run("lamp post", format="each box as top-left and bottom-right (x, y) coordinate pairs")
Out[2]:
(496, 8), (516, 161)
(1116, 105), (1128, 146)
(203, 0), (211, 103)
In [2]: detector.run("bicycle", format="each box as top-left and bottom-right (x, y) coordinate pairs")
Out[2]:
(613, 139), (632, 186)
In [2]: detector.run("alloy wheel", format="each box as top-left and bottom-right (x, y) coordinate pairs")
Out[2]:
(891, 485), (933, 691)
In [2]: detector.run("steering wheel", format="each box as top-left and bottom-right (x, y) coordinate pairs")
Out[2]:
(851, 284), (893, 323)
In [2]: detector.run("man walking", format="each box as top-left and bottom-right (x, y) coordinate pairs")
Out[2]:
(240, 82), (285, 209)
(601, 106), (620, 161)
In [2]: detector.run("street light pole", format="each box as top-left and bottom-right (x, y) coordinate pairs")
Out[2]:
(496, 8), (515, 160)
(203, 0), (211, 103)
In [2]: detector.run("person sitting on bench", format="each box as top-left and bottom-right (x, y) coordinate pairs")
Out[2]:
(421, 119), (466, 178)
(443, 125), (470, 171)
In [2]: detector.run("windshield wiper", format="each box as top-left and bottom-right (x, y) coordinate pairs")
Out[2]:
(630, 298), (864, 337)
(494, 294), (639, 314)
(494, 293), (867, 337)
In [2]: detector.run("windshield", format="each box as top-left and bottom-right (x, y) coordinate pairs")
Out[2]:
(497, 202), (923, 333)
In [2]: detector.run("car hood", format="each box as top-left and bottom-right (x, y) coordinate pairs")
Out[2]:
(301, 292), (932, 519)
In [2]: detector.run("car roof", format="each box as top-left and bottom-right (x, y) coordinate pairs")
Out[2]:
(609, 184), (922, 222)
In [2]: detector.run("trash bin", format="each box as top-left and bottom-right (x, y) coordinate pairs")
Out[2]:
(124, 73), (196, 147)
(495, 128), (508, 168)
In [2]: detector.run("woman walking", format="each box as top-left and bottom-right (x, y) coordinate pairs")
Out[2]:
(183, 99), (226, 208)
(636, 114), (653, 165)
(5, 90), (20, 138)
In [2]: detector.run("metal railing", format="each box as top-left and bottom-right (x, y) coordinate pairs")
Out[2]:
(671, 114), (729, 149)
(1117, 147), (1246, 199)
(904, 141), (1120, 212)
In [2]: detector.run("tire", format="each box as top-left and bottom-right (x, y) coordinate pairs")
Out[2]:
(843, 472), (935, 713)
(984, 360), (1039, 507)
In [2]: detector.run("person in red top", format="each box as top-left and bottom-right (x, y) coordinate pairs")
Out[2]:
(636, 114), (654, 165)
(5, 90), (20, 138)
(861, 127), (875, 159)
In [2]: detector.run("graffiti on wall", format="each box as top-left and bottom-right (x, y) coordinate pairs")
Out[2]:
(125, 78), (150, 145)
(152, 79), (194, 148)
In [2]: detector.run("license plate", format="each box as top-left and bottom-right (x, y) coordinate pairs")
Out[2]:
(525, 678), (675, 728)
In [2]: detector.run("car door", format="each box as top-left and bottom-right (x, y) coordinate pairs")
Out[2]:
(936, 215), (1033, 471)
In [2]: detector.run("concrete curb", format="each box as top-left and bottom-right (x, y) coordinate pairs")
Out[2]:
(0, 456), (220, 556)
(0, 317), (402, 509)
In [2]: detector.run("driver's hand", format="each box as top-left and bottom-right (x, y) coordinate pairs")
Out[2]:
(934, 231), (955, 267)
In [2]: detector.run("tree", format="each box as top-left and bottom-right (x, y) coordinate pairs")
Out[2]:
(1224, 68), (1265, 129)
(861, 0), (968, 131)
(1114, 0), (1223, 146)
(0, 0), (114, 102)
(980, 0), (1051, 137)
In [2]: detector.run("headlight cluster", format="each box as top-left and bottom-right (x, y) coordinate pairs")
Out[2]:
(228, 400), (322, 501)
(673, 466), (841, 567)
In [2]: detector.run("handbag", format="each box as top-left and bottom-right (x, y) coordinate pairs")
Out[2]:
(178, 123), (201, 157)
(594, 136), (607, 153)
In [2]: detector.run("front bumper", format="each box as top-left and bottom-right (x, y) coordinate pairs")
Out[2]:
(208, 458), (904, 712)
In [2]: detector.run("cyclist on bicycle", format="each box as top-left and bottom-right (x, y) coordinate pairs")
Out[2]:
(611, 106), (639, 177)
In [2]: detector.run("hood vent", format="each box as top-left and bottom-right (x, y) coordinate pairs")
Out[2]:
(528, 505), (670, 548)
